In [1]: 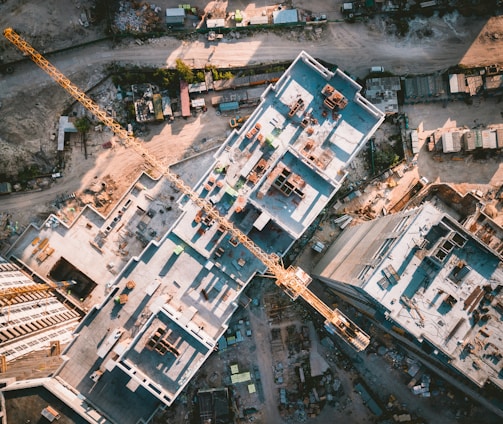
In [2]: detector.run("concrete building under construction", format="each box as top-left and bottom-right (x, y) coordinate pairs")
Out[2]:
(0, 256), (81, 375)
(314, 202), (503, 397)
(5, 51), (384, 424)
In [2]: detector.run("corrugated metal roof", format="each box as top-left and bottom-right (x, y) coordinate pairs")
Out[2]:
(191, 98), (206, 108)
(448, 74), (466, 94)
(218, 101), (239, 112)
(179, 80), (191, 117)
(463, 131), (477, 151)
(497, 129), (503, 148)
(404, 75), (447, 99)
(153, 94), (164, 121)
(188, 82), (207, 93)
(442, 132), (454, 153)
(442, 132), (462, 153)
(58, 116), (77, 151)
(166, 8), (186, 17)
(481, 130), (497, 149)
(488, 131), (497, 149)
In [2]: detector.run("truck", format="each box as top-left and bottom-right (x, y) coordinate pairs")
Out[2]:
(312, 241), (326, 253)
(90, 369), (103, 382)
(97, 328), (123, 358)
(114, 293), (128, 305)
(79, 12), (89, 27)
(0, 182), (12, 195)
(340, 2), (364, 21)
(370, 66), (385, 73)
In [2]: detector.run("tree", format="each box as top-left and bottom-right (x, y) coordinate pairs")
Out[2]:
(375, 148), (400, 171)
(395, 18), (409, 38)
(221, 71), (234, 80)
(175, 59), (194, 83)
(74, 116), (91, 133)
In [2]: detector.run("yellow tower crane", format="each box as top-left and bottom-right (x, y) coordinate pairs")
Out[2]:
(0, 279), (76, 326)
(3, 27), (370, 351)
(0, 281), (75, 303)
(0, 280), (75, 304)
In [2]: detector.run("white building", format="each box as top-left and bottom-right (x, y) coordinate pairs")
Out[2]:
(0, 256), (80, 366)
(314, 203), (503, 394)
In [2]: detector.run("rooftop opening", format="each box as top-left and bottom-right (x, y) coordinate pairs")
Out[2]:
(49, 257), (96, 299)
(448, 261), (471, 284)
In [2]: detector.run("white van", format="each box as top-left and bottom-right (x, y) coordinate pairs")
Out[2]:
(370, 66), (385, 73)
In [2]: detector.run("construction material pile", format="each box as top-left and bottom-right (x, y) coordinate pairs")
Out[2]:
(113, 1), (163, 33)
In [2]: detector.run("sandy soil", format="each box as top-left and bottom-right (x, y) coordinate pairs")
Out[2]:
(461, 15), (503, 67)
(0, 0), (106, 61)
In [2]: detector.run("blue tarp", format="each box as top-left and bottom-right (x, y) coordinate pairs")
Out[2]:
(273, 9), (298, 24)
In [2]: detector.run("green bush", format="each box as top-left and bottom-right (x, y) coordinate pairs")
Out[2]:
(175, 59), (194, 83)
(74, 117), (91, 133)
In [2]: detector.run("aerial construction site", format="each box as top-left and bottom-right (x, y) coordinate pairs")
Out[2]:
(1, 1), (503, 424)
(3, 26), (382, 418)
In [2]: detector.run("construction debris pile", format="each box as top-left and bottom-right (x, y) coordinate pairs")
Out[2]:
(0, 213), (17, 249)
(113, 1), (163, 33)
(279, 365), (342, 421)
(80, 175), (119, 214)
(262, 291), (342, 421)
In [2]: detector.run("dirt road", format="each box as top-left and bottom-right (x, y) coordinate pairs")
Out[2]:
(0, 14), (495, 100)
(247, 304), (285, 423)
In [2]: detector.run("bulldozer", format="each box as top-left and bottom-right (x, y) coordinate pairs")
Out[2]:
(229, 115), (250, 129)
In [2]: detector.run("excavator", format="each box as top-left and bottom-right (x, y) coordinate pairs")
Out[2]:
(229, 115), (250, 129)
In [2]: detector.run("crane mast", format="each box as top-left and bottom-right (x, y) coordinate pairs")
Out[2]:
(3, 28), (370, 351)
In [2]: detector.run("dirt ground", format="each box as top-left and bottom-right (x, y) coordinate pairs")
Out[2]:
(0, 0), (105, 61)
(461, 15), (503, 68)
(0, 80), (232, 249)
(1, 2), (501, 187)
